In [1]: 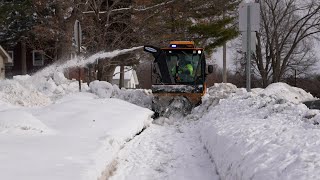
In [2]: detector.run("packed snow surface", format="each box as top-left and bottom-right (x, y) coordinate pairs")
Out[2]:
(1, 46), (320, 180)
(110, 122), (219, 180)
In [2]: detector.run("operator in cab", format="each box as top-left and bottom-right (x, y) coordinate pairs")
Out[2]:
(173, 56), (194, 82)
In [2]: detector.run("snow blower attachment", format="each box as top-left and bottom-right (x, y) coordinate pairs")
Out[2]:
(144, 41), (213, 117)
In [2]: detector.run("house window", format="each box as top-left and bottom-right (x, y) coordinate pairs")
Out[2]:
(6, 50), (14, 66)
(32, 50), (44, 66)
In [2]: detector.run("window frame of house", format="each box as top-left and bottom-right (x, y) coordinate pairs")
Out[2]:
(6, 50), (14, 66)
(32, 50), (44, 66)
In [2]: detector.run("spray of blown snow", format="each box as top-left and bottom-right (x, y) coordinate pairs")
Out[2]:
(0, 46), (144, 107)
(33, 46), (143, 78)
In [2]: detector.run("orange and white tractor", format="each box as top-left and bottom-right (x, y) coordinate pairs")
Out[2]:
(144, 41), (213, 117)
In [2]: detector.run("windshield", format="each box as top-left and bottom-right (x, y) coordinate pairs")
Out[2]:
(165, 50), (202, 83)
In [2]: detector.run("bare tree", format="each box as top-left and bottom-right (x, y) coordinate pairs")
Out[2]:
(80, 0), (135, 51)
(253, 0), (320, 87)
(30, 0), (78, 60)
(76, 0), (137, 82)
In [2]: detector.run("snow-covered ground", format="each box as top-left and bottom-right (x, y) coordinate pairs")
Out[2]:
(110, 122), (219, 180)
(1, 49), (320, 180)
(0, 77), (153, 180)
(0, 49), (154, 180)
(198, 83), (320, 180)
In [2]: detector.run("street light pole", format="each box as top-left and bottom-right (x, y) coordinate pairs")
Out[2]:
(77, 22), (81, 91)
(223, 12), (227, 83)
(246, 5), (252, 92)
(223, 42), (227, 83)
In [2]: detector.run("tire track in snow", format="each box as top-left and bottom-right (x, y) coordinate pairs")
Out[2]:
(108, 121), (219, 180)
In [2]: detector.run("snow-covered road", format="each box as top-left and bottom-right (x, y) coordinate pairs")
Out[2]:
(110, 120), (219, 180)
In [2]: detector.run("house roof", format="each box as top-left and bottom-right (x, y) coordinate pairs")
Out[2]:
(0, 45), (12, 63)
(113, 66), (139, 84)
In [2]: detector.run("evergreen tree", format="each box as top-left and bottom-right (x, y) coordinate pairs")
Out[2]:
(133, 0), (240, 51)
(0, 0), (34, 46)
(186, 0), (240, 51)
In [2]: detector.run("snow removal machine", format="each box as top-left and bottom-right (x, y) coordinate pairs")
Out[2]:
(144, 41), (213, 117)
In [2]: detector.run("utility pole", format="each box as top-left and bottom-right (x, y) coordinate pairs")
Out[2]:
(246, 5), (251, 92)
(223, 12), (227, 83)
(294, 69), (297, 87)
(77, 33), (81, 92)
(74, 20), (82, 91)
(223, 42), (227, 83)
(21, 37), (27, 75)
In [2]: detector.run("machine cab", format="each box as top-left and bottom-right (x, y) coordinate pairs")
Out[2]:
(144, 41), (207, 86)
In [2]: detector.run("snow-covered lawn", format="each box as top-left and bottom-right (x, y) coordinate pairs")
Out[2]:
(0, 69), (153, 180)
(0, 92), (153, 180)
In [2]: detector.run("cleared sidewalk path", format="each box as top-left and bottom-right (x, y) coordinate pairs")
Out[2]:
(109, 120), (219, 180)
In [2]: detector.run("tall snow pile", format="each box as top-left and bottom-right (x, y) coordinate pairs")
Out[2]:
(0, 78), (51, 107)
(0, 72), (90, 106)
(198, 83), (319, 180)
(0, 71), (152, 109)
(89, 80), (152, 109)
(260, 82), (314, 104)
(0, 46), (147, 108)
(190, 83), (241, 119)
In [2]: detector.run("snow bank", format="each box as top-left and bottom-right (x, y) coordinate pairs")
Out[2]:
(260, 82), (314, 103)
(0, 93), (153, 180)
(191, 83), (240, 120)
(0, 110), (54, 134)
(0, 71), (153, 109)
(0, 79), (51, 106)
(29, 71), (90, 99)
(0, 46), (145, 108)
(89, 80), (114, 98)
(199, 83), (320, 180)
(0, 72), (93, 107)
(206, 83), (240, 98)
(113, 87), (153, 109)
(89, 80), (152, 109)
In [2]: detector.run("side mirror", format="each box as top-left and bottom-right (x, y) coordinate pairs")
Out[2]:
(208, 65), (214, 74)
(143, 45), (161, 58)
(144, 45), (159, 54)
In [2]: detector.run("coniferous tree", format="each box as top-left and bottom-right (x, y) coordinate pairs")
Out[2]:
(0, 0), (34, 46)
(187, 0), (240, 51)
(133, 0), (240, 51)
